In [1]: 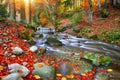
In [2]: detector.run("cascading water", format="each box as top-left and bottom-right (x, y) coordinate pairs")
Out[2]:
(35, 33), (120, 79)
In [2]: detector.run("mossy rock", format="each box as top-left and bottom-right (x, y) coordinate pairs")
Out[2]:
(84, 52), (112, 66)
(32, 63), (55, 80)
(38, 47), (46, 55)
(46, 37), (62, 46)
(73, 27), (83, 33)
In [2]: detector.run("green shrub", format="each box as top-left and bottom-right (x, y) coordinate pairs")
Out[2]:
(100, 9), (109, 18)
(57, 26), (65, 32)
(0, 4), (8, 18)
(89, 34), (98, 39)
(62, 12), (74, 18)
(98, 35), (106, 41)
(71, 10), (85, 24)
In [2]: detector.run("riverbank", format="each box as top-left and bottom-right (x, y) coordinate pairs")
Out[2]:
(62, 7), (120, 46)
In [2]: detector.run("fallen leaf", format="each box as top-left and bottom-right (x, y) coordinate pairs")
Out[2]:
(61, 77), (67, 80)
(56, 73), (62, 77)
(0, 65), (4, 71)
(38, 63), (43, 67)
(34, 75), (41, 79)
(107, 69), (113, 72)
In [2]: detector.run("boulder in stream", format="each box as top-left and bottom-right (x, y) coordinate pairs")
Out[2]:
(29, 46), (38, 52)
(46, 37), (62, 46)
(32, 63), (55, 80)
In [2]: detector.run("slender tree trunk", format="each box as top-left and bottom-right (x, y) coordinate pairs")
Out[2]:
(88, 0), (92, 26)
(9, 0), (16, 21)
(98, 0), (101, 9)
(28, 0), (32, 23)
(20, 0), (25, 23)
(118, 0), (120, 4)
(113, 0), (117, 6)
(105, 0), (108, 8)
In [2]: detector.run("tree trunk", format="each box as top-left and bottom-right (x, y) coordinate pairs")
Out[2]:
(98, 0), (101, 9)
(20, 0), (25, 23)
(113, 0), (117, 6)
(88, 0), (92, 26)
(105, 0), (108, 8)
(9, 0), (16, 21)
(28, 0), (32, 23)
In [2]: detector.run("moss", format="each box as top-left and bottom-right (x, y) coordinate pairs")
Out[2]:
(46, 37), (62, 46)
(89, 34), (98, 39)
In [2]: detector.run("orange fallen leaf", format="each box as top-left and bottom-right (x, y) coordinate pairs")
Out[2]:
(0, 65), (4, 71)
(66, 74), (74, 78)
(45, 59), (49, 65)
(18, 70), (23, 73)
(38, 63), (43, 67)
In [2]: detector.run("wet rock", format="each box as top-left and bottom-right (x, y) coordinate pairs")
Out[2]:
(46, 37), (62, 46)
(59, 39), (69, 45)
(32, 63), (55, 80)
(2, 73), (23, 80)
(60, 62), (72, 76)
(12, 47), (23, 55)
(29, 46), (38, 52)
(8, 63), (30, 77)
(79, 60), (93, 74)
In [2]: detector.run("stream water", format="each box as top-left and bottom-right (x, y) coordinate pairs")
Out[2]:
(35, 33), (120, 80)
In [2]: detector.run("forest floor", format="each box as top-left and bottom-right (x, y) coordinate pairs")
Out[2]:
(62, 6), (120, 45)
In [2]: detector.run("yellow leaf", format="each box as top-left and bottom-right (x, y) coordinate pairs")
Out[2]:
(56, 73), (62, 77)
(107, 69), (113, 72)
(61, 77), (67, 80)
(34, 75), (41, 79)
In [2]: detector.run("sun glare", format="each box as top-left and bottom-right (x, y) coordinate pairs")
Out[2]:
(24, 0), (29, 3)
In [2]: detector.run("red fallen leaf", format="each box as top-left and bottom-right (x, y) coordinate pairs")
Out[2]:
(74, 74), (81, 79)
(100, 69), (107, 72)
(63, 59), (70, 62)
(93, 66), (97, 72)
(56, 57), (62, 62)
